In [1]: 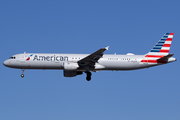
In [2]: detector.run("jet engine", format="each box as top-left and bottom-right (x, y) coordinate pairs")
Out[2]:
(63, 62), (82, 77)
(63, 62), (79, 70)
(63, 70), (83, 77)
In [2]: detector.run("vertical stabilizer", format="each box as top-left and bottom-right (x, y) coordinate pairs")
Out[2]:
(146, 33), (174, 56)
(141, 33), (174, 64)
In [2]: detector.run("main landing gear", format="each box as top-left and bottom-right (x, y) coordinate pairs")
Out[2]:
(21, 69), (25, 78)
(86, 71), (92, 81)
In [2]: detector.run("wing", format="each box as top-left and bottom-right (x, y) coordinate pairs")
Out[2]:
(78, 46), (109, 70)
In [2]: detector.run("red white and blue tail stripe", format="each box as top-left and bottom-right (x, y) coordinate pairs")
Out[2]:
(147, 33), (173, 55)
(141, 33), (174, 63)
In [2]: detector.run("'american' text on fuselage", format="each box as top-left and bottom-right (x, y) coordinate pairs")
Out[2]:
(33, 55), (68, 61)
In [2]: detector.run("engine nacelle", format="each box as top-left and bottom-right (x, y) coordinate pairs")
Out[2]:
(63, 70), (83, 77)
(63, 62), (79, 70)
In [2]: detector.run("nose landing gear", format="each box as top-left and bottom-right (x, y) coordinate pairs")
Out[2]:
(21, 69), (25, 78)
(86, 71), (92, 81)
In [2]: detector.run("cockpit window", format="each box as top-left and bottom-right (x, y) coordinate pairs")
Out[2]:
(9, 57), (16, 59)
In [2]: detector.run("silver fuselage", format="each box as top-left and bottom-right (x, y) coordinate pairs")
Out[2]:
(3, 53), (176, 71)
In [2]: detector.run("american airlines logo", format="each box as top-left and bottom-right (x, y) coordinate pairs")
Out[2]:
(26, 54), (33, 61)
(33, 55), (68, 61)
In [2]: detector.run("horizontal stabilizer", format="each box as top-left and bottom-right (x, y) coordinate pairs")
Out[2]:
(157, 54), (174, 60)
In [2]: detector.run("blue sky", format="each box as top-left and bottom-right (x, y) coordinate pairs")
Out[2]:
(0, 0), (179, 120)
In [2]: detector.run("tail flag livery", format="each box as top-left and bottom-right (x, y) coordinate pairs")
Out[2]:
(147, 33), (173, 55)
(142, 33), (174, 63)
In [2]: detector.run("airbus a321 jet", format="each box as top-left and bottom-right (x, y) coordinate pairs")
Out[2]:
(3, 33), (176, 81)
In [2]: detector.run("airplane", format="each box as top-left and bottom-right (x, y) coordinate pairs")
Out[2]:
(3, 33), (176, 81)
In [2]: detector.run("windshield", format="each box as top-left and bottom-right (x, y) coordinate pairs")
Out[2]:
(9, 57), (16, 59)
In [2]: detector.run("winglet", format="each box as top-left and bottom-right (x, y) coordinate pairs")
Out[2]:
(105, 46), (109, 50)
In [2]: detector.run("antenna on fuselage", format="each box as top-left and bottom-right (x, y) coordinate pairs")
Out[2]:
(23, 52), (26, 58)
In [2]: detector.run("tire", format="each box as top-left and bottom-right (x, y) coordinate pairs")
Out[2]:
(86, 76), (91, 81)
(21, 74), (24, 78)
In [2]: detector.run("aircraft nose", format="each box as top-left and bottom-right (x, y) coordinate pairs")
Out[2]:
(3, 60), (8, 66)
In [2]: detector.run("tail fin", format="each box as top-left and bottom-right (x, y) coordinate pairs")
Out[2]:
(141, 33), (174, 64)
(146, 33), (174, 56)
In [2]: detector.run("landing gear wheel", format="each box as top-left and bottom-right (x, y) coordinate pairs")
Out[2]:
(86, 71), (92, 81)
(21, 74), (24, 78)
(21, 69), (25, 78)
(86, 76), (91, 81)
